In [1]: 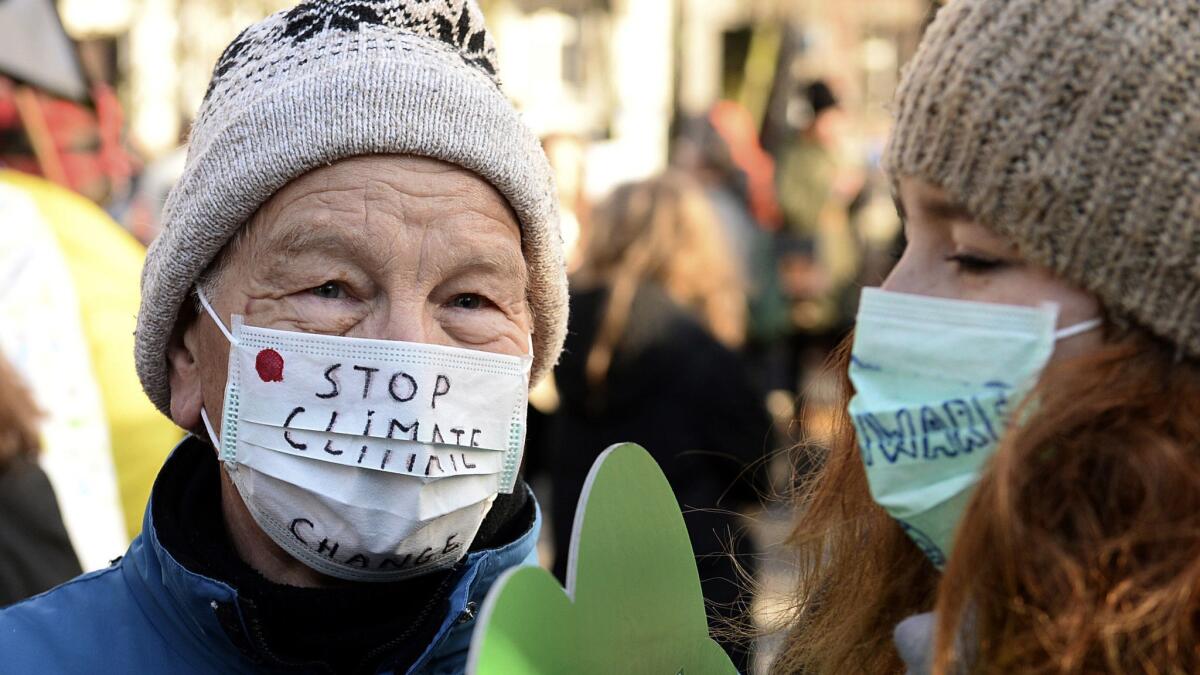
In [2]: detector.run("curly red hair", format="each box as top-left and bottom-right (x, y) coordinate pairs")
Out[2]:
(774, 330), (1200, 673)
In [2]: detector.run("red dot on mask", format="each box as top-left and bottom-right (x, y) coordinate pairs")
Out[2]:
(255, 349), (285, 382)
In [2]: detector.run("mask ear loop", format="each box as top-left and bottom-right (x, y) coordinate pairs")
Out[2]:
(200, 407), (222, 450)
(196, 287), (236, 345)
(195, 287), (234, 451)
(1054, 318), (1103, 341)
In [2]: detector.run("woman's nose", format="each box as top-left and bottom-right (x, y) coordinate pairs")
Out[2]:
(881, 249), (942, 298)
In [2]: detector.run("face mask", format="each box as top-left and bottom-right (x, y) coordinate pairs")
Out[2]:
(847, 288), (1101, 568)
(196, 290), (532, 582)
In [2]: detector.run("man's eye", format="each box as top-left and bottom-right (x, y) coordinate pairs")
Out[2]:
(311, 282), (346, 299)
(945, 253), (1005, 274)
(451, 294), (486, 310)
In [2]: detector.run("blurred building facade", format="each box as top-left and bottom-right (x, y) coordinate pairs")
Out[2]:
(57, 0), (931, 197)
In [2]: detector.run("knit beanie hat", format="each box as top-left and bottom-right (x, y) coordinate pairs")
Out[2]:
(135, 0), (566, 416)
(886, 0), (1200, 356)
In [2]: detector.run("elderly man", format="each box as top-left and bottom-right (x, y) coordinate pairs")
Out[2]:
(0, 1), (566, 673)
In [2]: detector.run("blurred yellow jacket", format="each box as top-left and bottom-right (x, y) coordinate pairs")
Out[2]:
(1, 170), (180, 539)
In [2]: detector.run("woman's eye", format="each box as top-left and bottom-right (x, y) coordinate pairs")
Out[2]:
(946, 253), (1005, 274)
(450, 294), (487, 310)
(311, 281), (346, 299)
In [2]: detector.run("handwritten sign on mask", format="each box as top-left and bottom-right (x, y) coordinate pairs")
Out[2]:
(216, 319), (532, 579)
(228, 320), (530, 488)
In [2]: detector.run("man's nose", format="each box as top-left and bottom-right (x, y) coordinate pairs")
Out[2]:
(375, 298), (436, 345)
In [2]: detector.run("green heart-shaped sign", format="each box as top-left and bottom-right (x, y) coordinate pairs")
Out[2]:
(467, 443), (736, 674)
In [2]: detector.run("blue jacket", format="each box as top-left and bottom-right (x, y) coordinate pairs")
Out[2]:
(0, 443), (540, 674)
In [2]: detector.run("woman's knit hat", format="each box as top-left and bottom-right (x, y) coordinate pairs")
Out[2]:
(887, 0), (1200, 355)
(135, 0), (566, 415)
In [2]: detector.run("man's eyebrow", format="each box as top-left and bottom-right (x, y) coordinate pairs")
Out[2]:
(255, 215), (526, 281)
(268, 223), (369, 259)
(450, 247), (527, 281)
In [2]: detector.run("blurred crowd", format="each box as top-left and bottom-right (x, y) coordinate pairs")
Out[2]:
(0, 0), (909, 670)
(524, 82), (903, 668)
(8, 0), (1200, 673)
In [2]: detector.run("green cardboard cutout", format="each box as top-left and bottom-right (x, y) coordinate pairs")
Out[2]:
(467, 443), (736, 674)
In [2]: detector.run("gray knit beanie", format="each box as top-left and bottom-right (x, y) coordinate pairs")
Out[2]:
(135, 0), (566, 416)
(887, 0), (1200, 356)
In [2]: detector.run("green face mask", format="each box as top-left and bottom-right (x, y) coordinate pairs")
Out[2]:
(847, 288), (1101, 567)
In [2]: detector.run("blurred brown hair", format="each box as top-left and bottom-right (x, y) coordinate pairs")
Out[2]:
(773, 330), (1200, 673)
(573, 171), (745, 390)
(0, 352), (41, 469)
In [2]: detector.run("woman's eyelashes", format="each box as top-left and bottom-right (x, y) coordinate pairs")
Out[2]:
(945, 252), (1007, 274)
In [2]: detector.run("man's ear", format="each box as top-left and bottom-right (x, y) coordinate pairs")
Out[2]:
(168, 303), (204, 432)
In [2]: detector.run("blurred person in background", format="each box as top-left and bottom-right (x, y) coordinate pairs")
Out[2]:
(0, 76), (135, 209)
(775, 80), (848, 240)
(774, 1), (1200, 672)
(0, 169), (131, 572)
(550, 172), (773, 671)
(0, 1), (568, 673)
(673, 101), (791, 397)
(0, 351), (81, 607)
(1, 169), (181, 542)
(0, 0), (179, 549)
(775, 80), (864, 392)
(0, 0), (139, 217)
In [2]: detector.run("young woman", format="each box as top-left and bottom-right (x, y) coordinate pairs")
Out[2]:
(774, 1), (1200, 672)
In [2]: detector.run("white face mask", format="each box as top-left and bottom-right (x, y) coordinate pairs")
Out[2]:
(196, 290), (532, 582)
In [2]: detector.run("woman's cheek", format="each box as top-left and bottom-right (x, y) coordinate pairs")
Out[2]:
(963, 271), (1044, 307)
(956, 268), (1020, 302)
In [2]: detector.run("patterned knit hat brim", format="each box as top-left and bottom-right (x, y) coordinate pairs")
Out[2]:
(135, 0), (566, 416)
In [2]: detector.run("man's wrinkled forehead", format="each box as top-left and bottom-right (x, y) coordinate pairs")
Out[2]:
(251, 217), (527, 283)
(223, 161), (528, 285)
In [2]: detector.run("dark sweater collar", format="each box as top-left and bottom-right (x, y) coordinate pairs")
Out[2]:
(152, 436), (530, 674)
